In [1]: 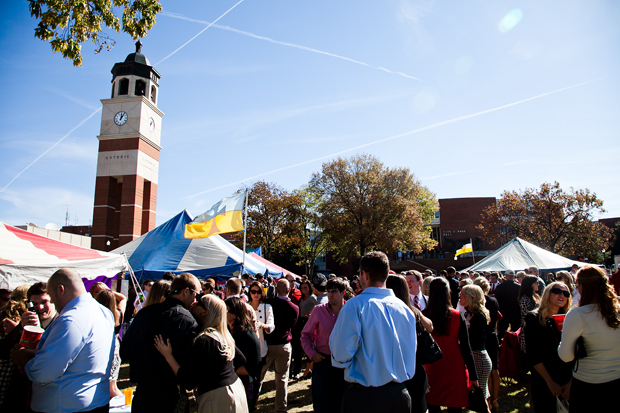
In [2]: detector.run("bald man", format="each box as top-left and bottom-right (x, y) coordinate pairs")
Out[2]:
(11, 268), (115, 413)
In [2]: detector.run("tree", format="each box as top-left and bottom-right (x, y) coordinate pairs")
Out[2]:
(29, 0), (162, 66)
(478, 182), (614, 262)
(240, 181), (304, 262)
(291, 187), (330, 277)
(308, 154), (438, 263)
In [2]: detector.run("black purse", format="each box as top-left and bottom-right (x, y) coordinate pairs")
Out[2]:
(417, 318), (443, 365)
(573, 336), (587, 372)
(468, 386), (487, 413)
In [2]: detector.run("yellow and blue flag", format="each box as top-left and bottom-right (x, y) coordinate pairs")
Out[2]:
(455, 242), (473, 258)
(185, 190), (246, 239)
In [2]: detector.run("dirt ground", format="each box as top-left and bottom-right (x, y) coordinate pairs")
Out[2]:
(118, 363), (534, 412)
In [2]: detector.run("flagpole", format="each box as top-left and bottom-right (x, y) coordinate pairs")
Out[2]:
(242, 189), (249, 275)
(470, 238), (476, 264)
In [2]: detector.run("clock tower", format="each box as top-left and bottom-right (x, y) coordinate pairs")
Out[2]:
(91, 41), (164, 251)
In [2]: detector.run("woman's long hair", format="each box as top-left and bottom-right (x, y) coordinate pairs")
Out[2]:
(143, 280), (171, 308)
(96, 289), (119, 326)
(461, 284), (490, 323)
(538, 281), (571, 325)
(518, 275), (540, 303)
(386, 274), (421, 319)
(199, 294), (236, 360)
(577, 265), (620, 329)
(226, 297), (255, 334)
(426, 277), (452, 336)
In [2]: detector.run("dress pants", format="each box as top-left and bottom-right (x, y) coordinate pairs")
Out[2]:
(260, 343), (292, 412)
(341, 381), (410, 413)
(311, 356), (345, 413)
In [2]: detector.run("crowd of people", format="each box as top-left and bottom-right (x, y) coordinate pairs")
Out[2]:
(1, 258), (619, 413)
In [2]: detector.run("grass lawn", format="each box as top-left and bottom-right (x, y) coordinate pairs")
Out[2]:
(118, 364), (534, 412)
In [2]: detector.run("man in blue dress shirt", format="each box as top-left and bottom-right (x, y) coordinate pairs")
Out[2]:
(329, 251), (417, 413)
(12, 268), (115, 413)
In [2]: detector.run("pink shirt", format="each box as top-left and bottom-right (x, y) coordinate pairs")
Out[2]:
(300, 302), (339, 359)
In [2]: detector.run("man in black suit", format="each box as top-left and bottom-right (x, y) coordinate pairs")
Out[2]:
(406, 270), (428, 311)
(494, 269), (521, 341)
(445, 267), (460, 309)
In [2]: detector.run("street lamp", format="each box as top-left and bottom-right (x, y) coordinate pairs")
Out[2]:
(106, 240), (110, 252)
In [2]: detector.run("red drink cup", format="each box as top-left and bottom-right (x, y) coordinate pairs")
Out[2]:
(20, 325), (44, 349)
(552, 314), (566, 331)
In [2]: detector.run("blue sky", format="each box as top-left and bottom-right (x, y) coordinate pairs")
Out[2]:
(1, 0), (619, 229)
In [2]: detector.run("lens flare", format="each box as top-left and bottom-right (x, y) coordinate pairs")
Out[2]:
(498, 9), (523, 33)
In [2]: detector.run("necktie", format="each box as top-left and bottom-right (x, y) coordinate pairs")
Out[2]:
(414, 295), (421, 310)
(491, 283), (496, 294)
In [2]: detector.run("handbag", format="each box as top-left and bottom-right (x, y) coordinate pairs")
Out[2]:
(417, 318), (443, 365)
(468, 385), (487, 413)
(573, 336), (587, 372)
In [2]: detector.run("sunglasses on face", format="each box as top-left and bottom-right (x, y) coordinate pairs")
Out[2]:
(250, 290), (262, 295)
(550, 287), (570, 298)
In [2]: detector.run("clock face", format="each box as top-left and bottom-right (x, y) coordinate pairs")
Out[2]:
(114, 111), (128, 126)
(148, 117), (155, 131)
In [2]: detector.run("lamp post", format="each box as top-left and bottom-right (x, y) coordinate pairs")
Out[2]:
(106, 240), (110, 252)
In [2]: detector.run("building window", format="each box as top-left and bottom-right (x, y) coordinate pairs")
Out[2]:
(111, 83), (114, 98)
(135, 80), (146, 96)
(150, 85), (157, 103)
(118, 78), (129, 95)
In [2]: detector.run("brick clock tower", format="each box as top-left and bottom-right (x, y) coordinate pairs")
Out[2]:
(91, 41), (164, 251)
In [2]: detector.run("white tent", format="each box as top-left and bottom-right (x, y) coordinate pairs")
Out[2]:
(465, 237), (584, 273)
(0, 222), (126, 288)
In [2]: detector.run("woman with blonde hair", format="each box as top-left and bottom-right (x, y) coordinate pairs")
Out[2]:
(155, 294), (249, 413)
(558, 265), (620, 412)
(143, 279), (171, 308)
(422, 275), (434, 297)
(460, 284), (492, 413)
(523, 282), (572, 412)
(555, 270), (580, 308)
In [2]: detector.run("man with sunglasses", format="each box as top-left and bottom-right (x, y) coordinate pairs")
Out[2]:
(121, 273), (202, 413)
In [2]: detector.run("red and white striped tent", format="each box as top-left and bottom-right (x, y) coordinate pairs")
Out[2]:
(0, 223), (126, 288)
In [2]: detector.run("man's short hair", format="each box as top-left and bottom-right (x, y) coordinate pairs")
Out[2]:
(326, 278), (346, 293)
(446, 266), (456, 276)
(142, 279), (153, 287)
(226, 278), (243, 295)
(27, 282), (48, 300)
(408, 270), (423, 282)
(359, 251), (390, 285)
(162, 272), (176, 281)
(170, 273), (199, 294)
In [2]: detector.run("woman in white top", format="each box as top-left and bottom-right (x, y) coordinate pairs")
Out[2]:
(558, 265), (620, 412)
(247, 280), (274, 408)
(556, 270), (580, 308)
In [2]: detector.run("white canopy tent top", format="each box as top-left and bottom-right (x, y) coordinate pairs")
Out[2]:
(465, 237), (585, 273)
(0, 222), (126, 289)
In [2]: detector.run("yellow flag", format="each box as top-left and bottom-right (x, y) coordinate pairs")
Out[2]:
(455, 243), (473, 257)
(185, 191), (246, 239)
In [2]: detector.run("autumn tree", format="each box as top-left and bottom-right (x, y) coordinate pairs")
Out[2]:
(291, 187), (330, 277)
(240, 181), (304, 262)
(29, 0), (162, 66)
(308, 154), (438, 263)
(478, 182), (614, 262)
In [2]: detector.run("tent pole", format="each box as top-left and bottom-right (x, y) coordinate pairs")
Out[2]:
(471, 238), (476, 264)
(123, 253), (144, 305)
(242, 188), (249, 276)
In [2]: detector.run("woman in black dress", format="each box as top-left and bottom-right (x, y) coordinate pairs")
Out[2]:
(523, 282), (572, 412)
(386, 274), (433, 413)
(226, 297), (261, 410)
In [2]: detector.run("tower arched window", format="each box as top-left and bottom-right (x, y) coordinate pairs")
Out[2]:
(150, 86), (157, 104)
(118, 78), (129, 96)
(135, 80), (146, 96)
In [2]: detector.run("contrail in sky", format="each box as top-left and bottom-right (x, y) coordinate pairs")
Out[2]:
(1, 3), (248, 194)
(0, 108), (101, 194)
(161, 12), (424, 82)
(185, 77), (605, 199)
(156, 0), (247, 65)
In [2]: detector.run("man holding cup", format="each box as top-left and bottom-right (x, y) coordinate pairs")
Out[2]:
(11, 268), (115, 413)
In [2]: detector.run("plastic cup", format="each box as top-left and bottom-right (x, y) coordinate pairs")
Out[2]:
(124, 388), (134, 405)
(552, 314), (566, 331)
(19, 325), (44, 349)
